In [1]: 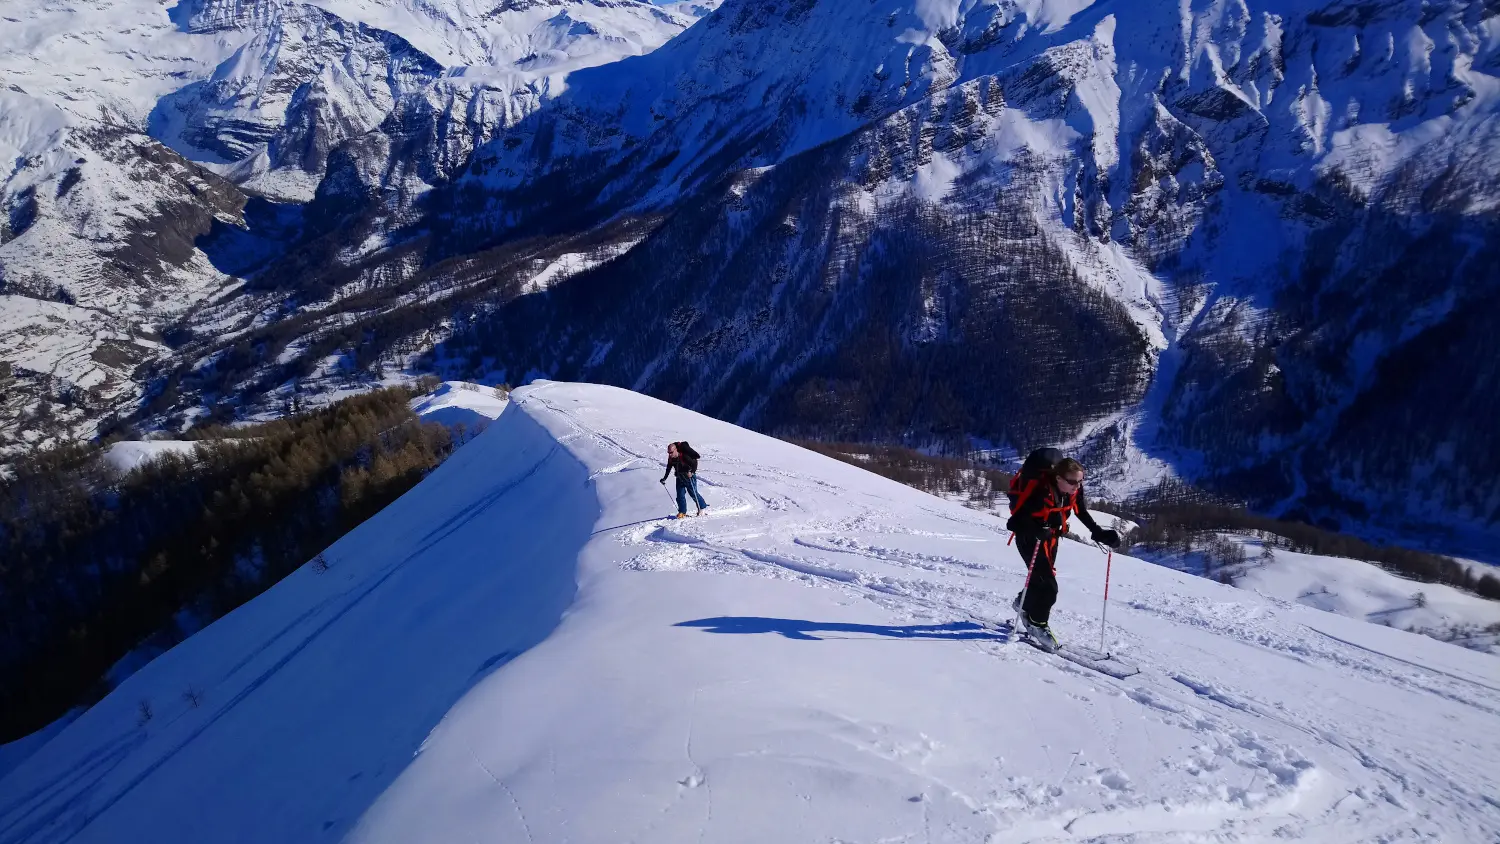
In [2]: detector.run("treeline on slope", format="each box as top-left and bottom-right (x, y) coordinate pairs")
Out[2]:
(793, 439), (1500, 601)
(760, 198), (1149, 449)
(435, 140), (1150, 453)
(134, 211), (651, 435)
(1, 366), (125, 456)
(791, 439), (1014, 510)
(0, 386), (455, 743)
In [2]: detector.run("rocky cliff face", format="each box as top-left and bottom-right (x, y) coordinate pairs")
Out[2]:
(152, 2), (446, 200)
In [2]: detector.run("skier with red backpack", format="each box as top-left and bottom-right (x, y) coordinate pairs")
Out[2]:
(1005, 448), (1120, 651)
(660, 441), (708, 518)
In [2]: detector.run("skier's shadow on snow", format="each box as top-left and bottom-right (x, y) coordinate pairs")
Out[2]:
(676, 616), (1008, 641)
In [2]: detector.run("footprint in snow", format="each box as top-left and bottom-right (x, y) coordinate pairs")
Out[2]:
(1096, 768), (1133, 792)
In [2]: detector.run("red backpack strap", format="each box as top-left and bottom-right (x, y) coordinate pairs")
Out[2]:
(1030, 485), (1076, 528)
(1009, 477), (1041, 515)
(1058, 488), (1077, 534)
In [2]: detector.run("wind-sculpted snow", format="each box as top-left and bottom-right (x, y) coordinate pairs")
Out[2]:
(1, 383), (1496, 843)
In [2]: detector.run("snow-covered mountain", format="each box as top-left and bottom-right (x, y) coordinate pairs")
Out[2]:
(397, 0), (1495, 542)
(2, 0), (1497, 549)
(194, 0), (1500, 543)
(151, 0), (446, 202)
(0, 0), (706, 454)
(2, 382), (1496, 842)
(438, 0), (1494, 524)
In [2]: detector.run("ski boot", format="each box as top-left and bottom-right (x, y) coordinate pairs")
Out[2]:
(1023, 616), (1059, 653)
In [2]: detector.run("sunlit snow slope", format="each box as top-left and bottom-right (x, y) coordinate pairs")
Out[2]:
(1, 382), (1497, 843)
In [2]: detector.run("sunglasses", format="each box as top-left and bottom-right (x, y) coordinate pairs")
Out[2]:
(1057, 475), (1083, 487)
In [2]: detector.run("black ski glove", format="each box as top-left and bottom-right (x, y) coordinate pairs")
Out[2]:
(1091, 528), (1121, 548)
(659, 477), (666, 485)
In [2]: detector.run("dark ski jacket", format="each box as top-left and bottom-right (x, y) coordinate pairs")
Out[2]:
(1011, 476), (1102, 541)
(661, 443), (699, 483)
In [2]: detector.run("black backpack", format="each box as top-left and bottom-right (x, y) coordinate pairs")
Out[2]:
(1007, 447), (1063, 514)
(678, 441), (700, 461)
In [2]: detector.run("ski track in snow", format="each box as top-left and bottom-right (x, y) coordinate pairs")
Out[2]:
(2, 382), (1496, 843)
(525, 383), (1500, 843)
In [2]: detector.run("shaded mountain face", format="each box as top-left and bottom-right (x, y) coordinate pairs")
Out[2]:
(441, 108), (1155, 453)
(2, 0), (1497, 545)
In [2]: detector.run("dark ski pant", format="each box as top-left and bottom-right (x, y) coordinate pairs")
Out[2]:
(677, 476), (708, 514)
(1015, 534), (1059, 625)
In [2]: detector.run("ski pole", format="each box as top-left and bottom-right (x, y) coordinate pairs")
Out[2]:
(1014, 538), (1043, 642)
(1098, 542), (1113, 657)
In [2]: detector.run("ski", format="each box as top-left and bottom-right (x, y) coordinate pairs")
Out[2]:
(972, 615), (1140, 679)
(1029, 638), (1140, 679)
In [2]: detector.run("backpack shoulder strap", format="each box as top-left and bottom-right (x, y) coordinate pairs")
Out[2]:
(1009, 476), (1043, 515)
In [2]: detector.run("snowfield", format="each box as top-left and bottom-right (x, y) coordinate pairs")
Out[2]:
(1237, 544), (1500, 656)
(1, 382), (1497, 843)
(406, 380), (508, 430)
(99, 440), (202, 474)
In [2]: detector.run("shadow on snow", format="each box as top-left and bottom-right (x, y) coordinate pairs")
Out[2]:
(676, 616), (1008, 642)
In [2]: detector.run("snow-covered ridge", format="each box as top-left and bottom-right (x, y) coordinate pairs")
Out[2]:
(1, 382), (1495, 842)
(407, 379), (509, 428)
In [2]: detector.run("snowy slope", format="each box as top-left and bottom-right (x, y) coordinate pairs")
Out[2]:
(407, 380), (508, 429)
(99, 440), (202, 474)
(309, 0), (707, 70)
(1236, 544), (1500, 654)
(2, 382), (1496, 843)
(0, 713), (77, 786)
(1132, 533), (1500, 654)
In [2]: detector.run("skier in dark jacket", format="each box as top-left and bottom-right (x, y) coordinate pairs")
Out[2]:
(1006, 457), (1119, 648)
(660, 441), (708, 518)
